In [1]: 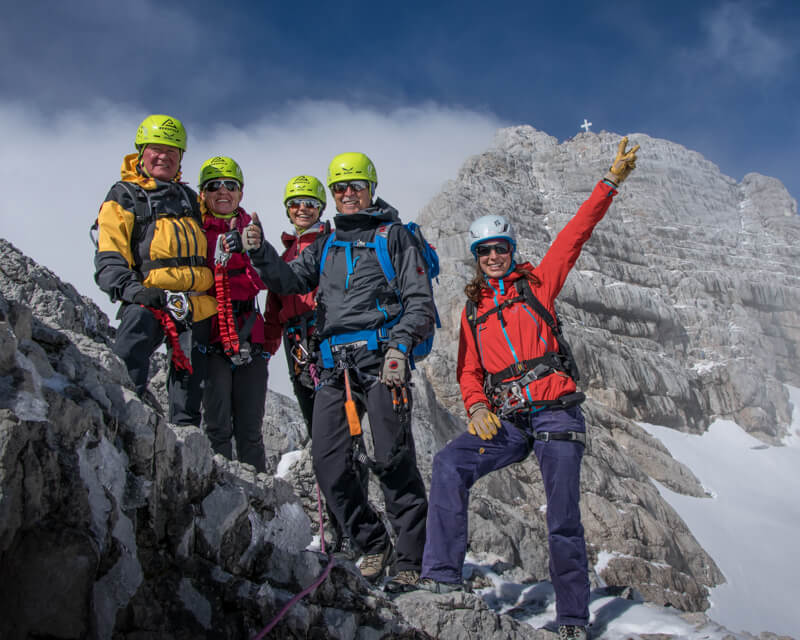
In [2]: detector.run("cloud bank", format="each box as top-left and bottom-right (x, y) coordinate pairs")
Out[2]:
(0, 99), (503, 394)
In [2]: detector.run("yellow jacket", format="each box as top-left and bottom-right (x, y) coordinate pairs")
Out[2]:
(94, 154), (216, 321)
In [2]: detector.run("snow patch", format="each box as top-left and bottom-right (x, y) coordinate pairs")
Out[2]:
(275, 450), (303, 478)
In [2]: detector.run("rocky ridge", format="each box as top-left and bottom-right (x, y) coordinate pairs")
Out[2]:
(1, 125), (797, 638)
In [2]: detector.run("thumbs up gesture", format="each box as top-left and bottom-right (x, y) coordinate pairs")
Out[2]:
(605, 136), (640, 186)
(222, 217), (244, 253)
(242, 212), (263, 252)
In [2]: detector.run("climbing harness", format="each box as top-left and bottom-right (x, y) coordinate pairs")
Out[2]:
(284, 311), (320, 389)
(466, 276), (583, 416)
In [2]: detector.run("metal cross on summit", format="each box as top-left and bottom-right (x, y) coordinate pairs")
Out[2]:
(580, 118), (592, 133)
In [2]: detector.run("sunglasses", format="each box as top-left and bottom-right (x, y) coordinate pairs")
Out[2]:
(475, 243), (511, 257)
(204, 179), (241, 193)
(331, 180), (370, 194)
(287, 198), (321, 210)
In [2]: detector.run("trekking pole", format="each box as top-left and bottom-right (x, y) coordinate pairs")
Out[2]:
(343, 368), (361, 437)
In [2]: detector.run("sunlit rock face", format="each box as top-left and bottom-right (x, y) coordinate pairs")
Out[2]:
(413, 126), (798, 608)
(0, 124), (796, 636)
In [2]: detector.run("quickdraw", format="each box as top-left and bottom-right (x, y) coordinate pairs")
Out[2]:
(149, 307), (193, 373)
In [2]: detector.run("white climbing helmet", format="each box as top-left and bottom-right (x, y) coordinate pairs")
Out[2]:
(468, 215), (516, 259)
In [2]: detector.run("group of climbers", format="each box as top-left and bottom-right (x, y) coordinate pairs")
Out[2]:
(93, 113), (639, 639)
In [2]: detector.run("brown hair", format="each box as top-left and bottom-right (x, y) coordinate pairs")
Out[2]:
(464, 263), (542, 303)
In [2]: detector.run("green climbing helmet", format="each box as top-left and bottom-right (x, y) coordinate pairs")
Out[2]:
(135, 114), (187, 151)
(198, 156), (244, 188)
(283, 175), (326, 211)
(327, 152), (378, 190)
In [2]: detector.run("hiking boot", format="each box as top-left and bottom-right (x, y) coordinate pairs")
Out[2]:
(417, 577), (466, 594)
(384, 570), (420, 594)
(358, 546), (392, 583)
(558, 625), (587, 640)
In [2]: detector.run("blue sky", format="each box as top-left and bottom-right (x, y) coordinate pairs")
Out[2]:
(3, 0), (798, 200)
(1, 0), (798, 359)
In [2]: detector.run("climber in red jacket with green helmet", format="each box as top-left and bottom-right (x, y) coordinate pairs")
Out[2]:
(199, 156), (280, 472)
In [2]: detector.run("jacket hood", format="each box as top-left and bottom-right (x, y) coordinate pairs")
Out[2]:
(333, 197), (400, 231)
(120, 152), (184, 190)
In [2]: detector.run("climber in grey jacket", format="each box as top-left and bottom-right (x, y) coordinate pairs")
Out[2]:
(243, 152), (432, 593)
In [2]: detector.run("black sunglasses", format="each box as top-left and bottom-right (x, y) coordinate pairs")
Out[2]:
(475, 243), (511, 257)
(331, 180), (369, 194)
(204, 179), (241, 193)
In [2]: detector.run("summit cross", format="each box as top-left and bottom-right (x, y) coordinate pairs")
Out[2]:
(580, 119), (592, 133)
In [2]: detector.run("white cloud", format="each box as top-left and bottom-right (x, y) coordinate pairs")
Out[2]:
(703, 2), (792, 79)
(0, 99), (502, 394)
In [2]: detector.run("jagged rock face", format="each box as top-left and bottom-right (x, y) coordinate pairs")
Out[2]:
(0, 239), (428, 639)
(418, 126), (799, 442)
(1, 124), (796, 638)
(410, 126), (798, 610)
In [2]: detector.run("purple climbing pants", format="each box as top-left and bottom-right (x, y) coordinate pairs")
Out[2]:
(421, 405), (589, 627)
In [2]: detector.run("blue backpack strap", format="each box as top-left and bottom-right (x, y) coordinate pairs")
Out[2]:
(319, 232), (336, 277)
(373, 223), (396, 278)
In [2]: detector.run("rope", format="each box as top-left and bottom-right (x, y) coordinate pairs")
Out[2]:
(214, 263), (240, 357)
(251, 484), (335, 640)
(149, 307), (192, 373)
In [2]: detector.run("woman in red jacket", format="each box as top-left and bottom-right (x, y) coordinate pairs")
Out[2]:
(420, 139), (639, 640)
(200, 156), (281, 473)
(264, 175), (329, 432)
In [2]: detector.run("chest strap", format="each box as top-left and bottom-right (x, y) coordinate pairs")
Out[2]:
(141, 255), (207, 272)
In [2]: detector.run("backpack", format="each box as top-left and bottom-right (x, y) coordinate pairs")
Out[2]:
(465, 276), (580, 386)
(318, 220), (441, 363)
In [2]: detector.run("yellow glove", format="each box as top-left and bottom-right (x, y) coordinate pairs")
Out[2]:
(605, 136), (640, 186)
(467, 403), (501, 441)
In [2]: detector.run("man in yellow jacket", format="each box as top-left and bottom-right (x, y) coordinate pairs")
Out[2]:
(94, 114), (216, 425)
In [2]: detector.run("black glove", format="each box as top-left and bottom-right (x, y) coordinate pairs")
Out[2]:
(133, 287), (166, 309)
(223, 229), (244, 253)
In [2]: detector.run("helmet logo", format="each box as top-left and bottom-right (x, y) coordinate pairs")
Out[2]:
(159, 118), (180, 135)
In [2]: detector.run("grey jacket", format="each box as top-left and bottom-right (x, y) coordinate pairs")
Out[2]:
(249, 198), (434, 354)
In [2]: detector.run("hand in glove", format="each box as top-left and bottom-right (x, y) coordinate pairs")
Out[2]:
(132, 287), (166, 309)
(242, 212), (263, 252)
(380, 347), (407, 387)
(604, 136), (640, 186)
(467, 403), (501, 441)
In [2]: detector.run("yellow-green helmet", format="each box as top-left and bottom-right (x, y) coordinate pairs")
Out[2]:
(135, 114), (187, 151)
(283, 175), (326, 212)
(327, 152), (378, 190)
(198, 156), (244, 188)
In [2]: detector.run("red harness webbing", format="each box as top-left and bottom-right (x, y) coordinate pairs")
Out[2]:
(149, 307), (193, 373)
(214, 263), (240, 356)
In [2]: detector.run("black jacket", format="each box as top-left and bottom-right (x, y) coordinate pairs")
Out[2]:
(249, 198), (434, 354)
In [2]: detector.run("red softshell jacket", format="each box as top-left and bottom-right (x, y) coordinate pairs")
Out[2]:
(264, 221), (326, 335)
(203, 207), (280, 353)
(457, 180), (617, 412)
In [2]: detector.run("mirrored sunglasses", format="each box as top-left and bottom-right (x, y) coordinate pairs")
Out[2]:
(475, 243), (511, 257)
(287, 198), (321, 210)
(204, 179), (241, 193)
(331, 180), (369, 194)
